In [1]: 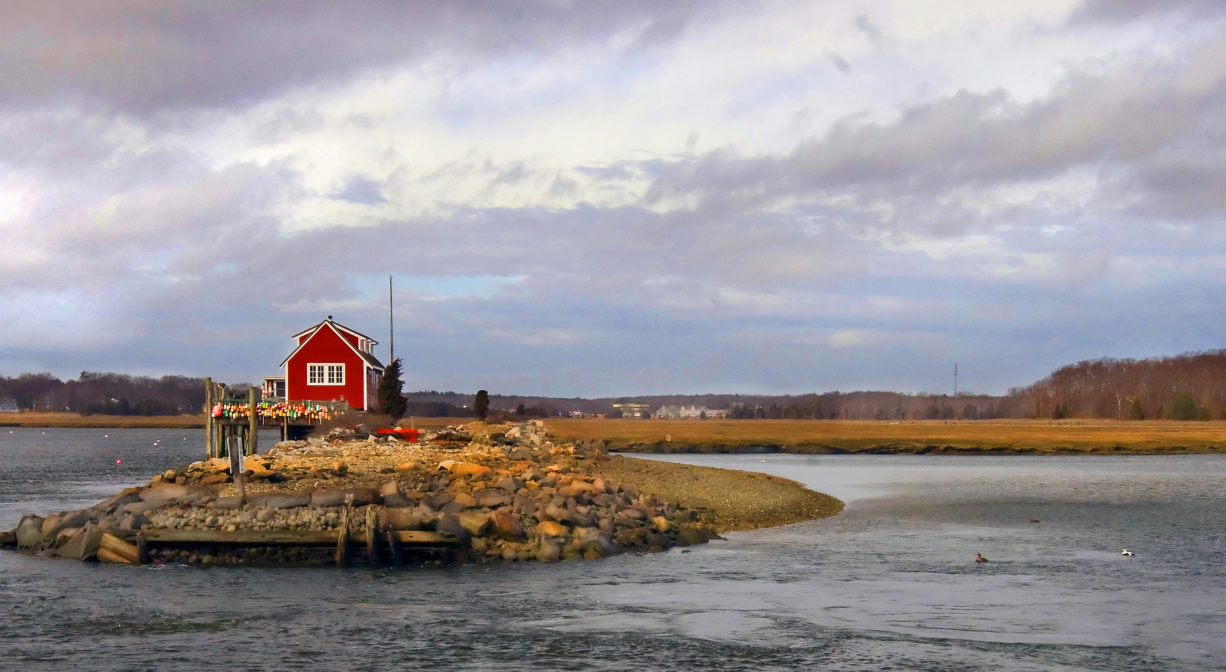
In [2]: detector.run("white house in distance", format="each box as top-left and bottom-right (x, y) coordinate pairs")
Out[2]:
(654, 405), (730, 419)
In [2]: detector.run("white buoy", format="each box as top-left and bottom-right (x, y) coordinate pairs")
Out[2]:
(1122, 549), (1134, 556)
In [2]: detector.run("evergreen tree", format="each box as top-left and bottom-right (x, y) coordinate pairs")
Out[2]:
(474, 389), (489, 421)
(376, 358), (407, 420)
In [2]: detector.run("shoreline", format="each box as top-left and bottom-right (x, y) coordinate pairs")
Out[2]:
(2, 421), (842, 566)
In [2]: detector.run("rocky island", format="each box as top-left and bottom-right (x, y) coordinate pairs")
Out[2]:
(1, 420), (843, 567)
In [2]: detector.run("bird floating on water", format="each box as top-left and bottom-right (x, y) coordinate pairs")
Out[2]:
(1122, 549), (1134, 556)
(1028, 518), (1041, 523)
(976, 553), (989, 563)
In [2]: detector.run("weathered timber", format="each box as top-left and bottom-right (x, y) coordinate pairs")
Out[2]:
(136, 533), (149, 564)
(366, 507), (379, 567)
(247, 387), (258, 456)
(335, 507), (350, 566)
(0, 529), (16, 546)
(99, 533), (139, 564)
(386, 530), (402, 567)
(133, 528), (341, 546)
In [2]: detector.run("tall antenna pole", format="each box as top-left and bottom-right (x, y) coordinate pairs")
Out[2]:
(388, 275), (394, 363)
(953, 362), (958, 397)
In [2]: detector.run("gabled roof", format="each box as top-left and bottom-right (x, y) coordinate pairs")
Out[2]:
(290, 316), (378, 344)
(280, 318), (385, 372)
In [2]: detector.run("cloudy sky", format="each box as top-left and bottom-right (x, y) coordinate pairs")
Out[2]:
(4, 1), (1226, 397)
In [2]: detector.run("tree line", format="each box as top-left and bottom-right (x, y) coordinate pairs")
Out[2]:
(0, 372), (206, 416)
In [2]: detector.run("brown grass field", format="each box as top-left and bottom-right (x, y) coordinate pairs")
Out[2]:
(9, 413), (1226, 453)
(542, 418), (1226, 454)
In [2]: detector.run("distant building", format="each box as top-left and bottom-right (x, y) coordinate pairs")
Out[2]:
(279, 316), (385, 411)
(261, 377), (286, 400)
(0, 398), (17, 413)
(612, 402), (652, 419)
(655, 404), (729, 419)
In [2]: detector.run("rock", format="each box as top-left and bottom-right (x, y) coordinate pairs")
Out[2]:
(489, 509), (525, 541)
(495, 476), (524, 493)
(139, 484), (190, 505)
(452, 492), (477, 509)
(536, 540), (561, 563)
(435, 514), (470, 545)
(15, 515), (45, 549)
(651, 516), (674, 533)
(200, 473), (230, 485)
(209, 496), (243, 510)
(677, 525), (717, 546)
(475, 491), (511, 508)
(310, 489), (348, 507)
(382, 493), (414, 508)
(255, 509), (275, 523)
(536, 520), (567, 537)
(450, 462), (492, 478)
(123, 501), (162, 516)
(456, 511), (490, 536)
(55, 525), (102, 561)
(92, 488), (142, 513)
(394, 461), (418, 473)
(40, 514), (63, 540)
(379, 481), (402, 499)
(378, 508), (425, 531)
(259, 494), (311, 509)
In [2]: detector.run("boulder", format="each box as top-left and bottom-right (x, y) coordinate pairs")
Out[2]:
(92, 487), (142, 513)
(394, 461), (418, 473)
(379, 481), (402, 499)
(40, 514), (63, 539)
(378, 508), (425, 531)
(452, 492), (477, 509)
(257, 493), (310, 509)
(536, 520), (567, 538)
(122, 501), (162, 516)
(536, 540), (561, 563)
(55, 525), (103, 561)
(209, 496), (243, 510)
(435, 514), (470, 545)
(489, 509), (525, 541)
(139, 484), (190, 506)
(456, 511), (490, 537)
(677, 525), (718, 546)
(15, 515), (45, 549)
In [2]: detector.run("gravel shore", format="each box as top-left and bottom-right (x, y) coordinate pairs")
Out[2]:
(593, 455), (843, 532)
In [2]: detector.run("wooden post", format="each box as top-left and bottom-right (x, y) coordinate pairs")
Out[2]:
(204, 377), (214, 460)
(136, 533), (149, 565)
(365, 507), (380, 567)
(247, 387), (258, 456)
(335, 505), (350, 567)
(229, 434), (245, 505)
(385, 530), (402, 567)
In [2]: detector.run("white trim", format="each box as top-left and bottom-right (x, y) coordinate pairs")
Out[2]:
(307, 363), (345, 386)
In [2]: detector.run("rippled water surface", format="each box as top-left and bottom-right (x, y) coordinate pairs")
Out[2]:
(3, 429), (1225, 671)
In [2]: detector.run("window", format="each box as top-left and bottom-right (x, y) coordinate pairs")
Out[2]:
(307, 363), (344, 385)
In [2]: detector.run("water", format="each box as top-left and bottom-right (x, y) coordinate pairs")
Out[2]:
(2, 429), (1225, 671)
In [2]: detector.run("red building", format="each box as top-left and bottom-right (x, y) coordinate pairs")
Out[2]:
(278, 316), (385, 411)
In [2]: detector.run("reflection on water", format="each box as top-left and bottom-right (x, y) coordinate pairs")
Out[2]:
(2, 430), (1224, 670)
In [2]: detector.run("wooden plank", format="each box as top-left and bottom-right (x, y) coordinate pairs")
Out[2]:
(390, 530), (460, 546)
(135, 528), (340, 546)
(97, 548), (131, 564)
(204, 377), (213, 460)
(365, 507), (379, 567)
(0, 529), (15, 546)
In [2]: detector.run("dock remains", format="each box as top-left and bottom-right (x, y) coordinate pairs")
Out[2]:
(2, 420), (718, 567)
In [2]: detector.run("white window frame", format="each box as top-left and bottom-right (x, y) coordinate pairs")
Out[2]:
(307, 363), (345, 385)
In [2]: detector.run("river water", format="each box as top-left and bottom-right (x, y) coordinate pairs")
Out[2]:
(2, 428), (1224, 671)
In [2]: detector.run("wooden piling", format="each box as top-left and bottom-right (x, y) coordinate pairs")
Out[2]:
(365, 507), (379, 567)
(247, 387), (258, 456)
(136, 533), (149, 565)
(335, 506), (350, 566)
(204, 377), (214, 460)
(385, 530), (402, 567)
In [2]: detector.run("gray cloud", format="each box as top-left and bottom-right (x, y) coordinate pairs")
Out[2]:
(0, 1), (714, 114)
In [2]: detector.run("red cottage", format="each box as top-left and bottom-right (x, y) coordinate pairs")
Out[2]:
(279, 316), (385, 411)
